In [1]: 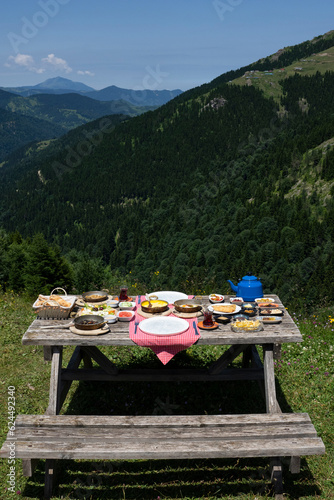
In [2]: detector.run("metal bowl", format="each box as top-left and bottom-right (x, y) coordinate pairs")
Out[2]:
(141, 299), (169, 314)
(215, 315), (231, 324)
(82, 291), (108, 303)
(74, 315), (106, 331)
(174, 299), (202, 314)
(241, 307), (257, 317)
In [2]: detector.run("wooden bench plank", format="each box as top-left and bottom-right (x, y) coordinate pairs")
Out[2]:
(0, 413), (325, 460)
(1, 437), (325, 460)
(9, 423), (319, 443)
(12, 412), (316, 428)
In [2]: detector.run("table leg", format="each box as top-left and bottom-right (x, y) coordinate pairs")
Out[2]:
(242, 346), (253, 368)
(44, 459), (57, 500)
(81, 346), (119, 375)
(274, 343), (282, 360)
(59, 346), (84, 410)
(208, 344), (250, 375)
(45, 347), (63, 416)
(270, 457), (284, 500)
(263, 344), (280, 413)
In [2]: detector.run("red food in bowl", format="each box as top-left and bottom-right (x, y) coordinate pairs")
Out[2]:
(119, 311), (133, 318)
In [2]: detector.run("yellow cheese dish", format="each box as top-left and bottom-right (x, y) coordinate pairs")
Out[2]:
(141, 300), (167, 307)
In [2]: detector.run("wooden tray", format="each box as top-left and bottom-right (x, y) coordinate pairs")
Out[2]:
(69, 325), (110, 336)
(137, 307), (172, 319)
(172, 309), (203, 319)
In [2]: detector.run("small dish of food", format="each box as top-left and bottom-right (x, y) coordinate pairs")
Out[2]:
(258, 302), (280, 309)
(255, 297), (275, 304)
(119, 301), (136, 310)
(260, 308), (283, 316)
(261, 316), (282, 324)
(215, 315), (231, 324)
(117, 310), (135, 322)
(230, 297), (244, 304)
(209, 293), (224, 303)
(243, 302), (256, 308)
(82, 291), (109, 303)
(106, 299), (119, 308)
(241, 306), (257, 317)
(174, 299), (202, 314)
(231, 317), (263, 332)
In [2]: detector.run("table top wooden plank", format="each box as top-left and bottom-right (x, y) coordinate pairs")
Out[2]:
(22, 295), (302, 346)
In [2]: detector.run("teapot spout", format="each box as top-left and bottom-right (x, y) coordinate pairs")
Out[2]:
(227, 280), (238, 293)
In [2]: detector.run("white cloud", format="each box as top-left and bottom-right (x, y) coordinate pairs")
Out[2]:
(77, 70), (95, 77)
(42, 53), (72, 73)
(5, 53), (45, 73)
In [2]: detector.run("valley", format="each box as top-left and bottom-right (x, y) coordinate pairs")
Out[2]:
(1, 31), (334, 311)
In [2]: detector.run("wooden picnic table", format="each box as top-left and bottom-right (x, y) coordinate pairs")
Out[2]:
(22, 294), (301, 415)
(1, 294), (325, 499)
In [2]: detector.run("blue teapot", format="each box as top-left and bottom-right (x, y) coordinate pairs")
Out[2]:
(227, 273), (263, 301)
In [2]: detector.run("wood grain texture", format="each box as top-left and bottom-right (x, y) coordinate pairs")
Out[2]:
(263, 344), (279, 413)
(45, 347), (62, 415)
(0, 413), (325, 461)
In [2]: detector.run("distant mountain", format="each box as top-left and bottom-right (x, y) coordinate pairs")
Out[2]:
(31, 77), (95, 92)
(1, 78), (183, 106)
(1, 77), (95, 96)
(86, 85), (183, 106)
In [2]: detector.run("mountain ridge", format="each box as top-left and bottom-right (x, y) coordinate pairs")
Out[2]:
(1, 30), (334, 307)
(1, 77), (184, 106)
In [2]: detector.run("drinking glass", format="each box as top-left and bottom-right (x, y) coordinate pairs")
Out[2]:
(203, 308), (214, 327)
(119, 286), (128, 301)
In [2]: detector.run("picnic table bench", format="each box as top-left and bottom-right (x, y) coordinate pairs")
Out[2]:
(0, 294), (325, 499)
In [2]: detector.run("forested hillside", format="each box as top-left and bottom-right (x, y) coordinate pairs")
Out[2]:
(0, 88), (155, 138)
(0, 107), (64, 162)
(1, 32), (334, 309)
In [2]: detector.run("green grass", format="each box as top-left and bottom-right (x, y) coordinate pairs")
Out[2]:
(230, 46), (334, 102)
(0, 290), (333, 499)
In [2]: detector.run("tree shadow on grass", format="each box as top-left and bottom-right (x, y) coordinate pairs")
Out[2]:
(23, 456), (322, 500)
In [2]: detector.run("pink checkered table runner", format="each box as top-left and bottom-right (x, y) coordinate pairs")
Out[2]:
(129, 296), (200, 364)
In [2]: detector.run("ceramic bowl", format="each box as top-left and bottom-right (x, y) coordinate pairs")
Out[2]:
(209, 294), (224, 304)
(119, 301), (136, 310)
(230, 297), (244, 304)
(117, 310), (135, 322)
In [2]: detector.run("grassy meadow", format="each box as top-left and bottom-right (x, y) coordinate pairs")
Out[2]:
(0, 289), (333, 499)
(230, 46), (334, 102)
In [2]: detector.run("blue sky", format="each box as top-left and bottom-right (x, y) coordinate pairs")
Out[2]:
(1, 0), (334, 91)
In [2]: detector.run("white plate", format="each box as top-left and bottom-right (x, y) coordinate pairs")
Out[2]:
(255, 297), (275, 303)
(209, 304), (241, 315)
(148, 291), (188, 304)
(209, 294), (224, 303)
(261, 316), (282, 324)
(139, 316), (189, 336)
